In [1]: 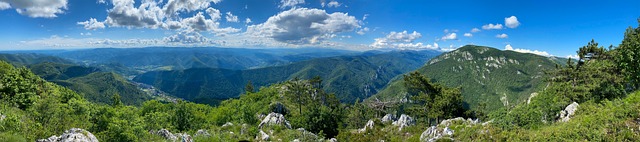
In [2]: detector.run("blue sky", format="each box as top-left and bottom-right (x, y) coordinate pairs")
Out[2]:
(0, 0), (638, 58)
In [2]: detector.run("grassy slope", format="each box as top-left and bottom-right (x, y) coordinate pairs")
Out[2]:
(373, 45), (562, 111)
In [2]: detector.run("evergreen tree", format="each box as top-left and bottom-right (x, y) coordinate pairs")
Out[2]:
(245, 80), (254, 93)
(615, 19), (640, 89)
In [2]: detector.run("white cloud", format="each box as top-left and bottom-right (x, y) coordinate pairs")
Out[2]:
(496, 33), (508, 38)
(77, 18), (106, 30)
(80, 32), (92, 36)
(163, 0), (221, 17)
(482, 23), (503, 30)
(441, 33), (457, 40)
(463, 33), (473, 37)
(566, 54), (579, 59)
(327, 1), (340, 8)
(246, 8), (360, 44)
(279, 0), (304, 9)
(362, 14), (369, 21)
(0, 2), (10, 10)
(225, 12), (239, 22)
(105, 0), (164, 29)
(505, 44), (552, 57)
(164, 31), (208, 43)
(181, 12), (241, 34)
(505, 16), (520, 28)
(471, 28), (481, 33)
(0, 0), (68, 18)
(206, 7), (221, 21)
(356, 27), (369, 35)
(245, 18), (252, 24)
(370, 31), (439, 50)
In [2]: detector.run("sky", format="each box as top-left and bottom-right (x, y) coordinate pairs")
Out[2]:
(0, 0), (639, 58)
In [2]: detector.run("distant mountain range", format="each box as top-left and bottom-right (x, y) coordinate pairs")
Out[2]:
(372, 45), (570, 111)
(133, 50), (441, 104)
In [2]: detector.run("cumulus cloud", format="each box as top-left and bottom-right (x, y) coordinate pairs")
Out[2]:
(566, 54), (579, 59)
(463, 33), (473, 37)
(441, 33), (457, 40)
(505, 16), (520, 28)
(206, 7), (221, 21)
(77, 18), (106, 30)
(225, 12), (239, 22)
(279, 0), (304, 9)
(245, 18), (252, 24)
(357, 27), (370, 35)
(471, 28), (481, 33)
(246, 8), (360, 44)
(482, 23), (503, 30)
(0, 0), (68, 18)
(370, 31), (438, 50)
(327, 1), (341, 8)
(505, 44), (551, 56)
(181, 12), (240, 34)
(164, 31), (208, 43)
(105, 0), (164, 29)
(496, 33), (508, 38)
(80, 32), (92, 36)
(163, 0), (221, 17)
(0, 2), (10, 10)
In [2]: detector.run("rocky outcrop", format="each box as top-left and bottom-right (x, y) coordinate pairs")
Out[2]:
(381, 114), (397, 123)
(420, 126), (454, 142)
(259, 112), (292, 129)
(152, 129), (177, 141)
(175, 133), (192, 142)
(527, 92), (539, 104)
(296, 128), (318, 139)
(329, 138), (338, 142)
(558, 102), (579, 122)
(195, 129), (210, 137)
(37, 128), (99, 142)
(392, 114), (415, 131)
(358, 119), (375, 133)
(222, 122), (234, 127)
(257, 130), (270, 141)
(439, 117), (479, 127)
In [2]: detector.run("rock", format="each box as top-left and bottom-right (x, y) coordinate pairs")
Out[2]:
(292, 139), (300, 142)
(381, 114), (397, 123)
(419, 126), (453, 142)
(37, 128), (98, 142)
(222, 122), (234, 127)
(439, 117), (478, 127)
(357, 119), (375, 133)
(153, 129), (177, 141)
(558, 102), (579, 122)
(0, 113), (5, 121)
(527, 92), (539, 104)
(256, 130), (270, 141)
(258, 112), (292, 129)
(296, 128), (318, 139)
(392, 114), (415, 131)
(195, 129), (210, 137)
(175, 133), (192, 142)
(329, 138), (338, 142)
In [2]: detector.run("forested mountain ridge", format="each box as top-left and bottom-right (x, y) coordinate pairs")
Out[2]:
(133, 50), (441, 104)
(373, 45), (568, 111)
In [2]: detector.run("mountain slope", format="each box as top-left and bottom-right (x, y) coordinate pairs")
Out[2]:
(0, 53), (72, 67)
(27, 62), (152, 105)
(373, 45), (565, 110)
(133, 50), (441, 104)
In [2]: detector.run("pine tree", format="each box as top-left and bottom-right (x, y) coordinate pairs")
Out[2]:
(245, 80), (254, 93)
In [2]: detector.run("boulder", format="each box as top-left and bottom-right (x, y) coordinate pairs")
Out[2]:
(37, 128), (99, 142)
(381, 114), (397, 123)
(256, 130), (270, 141)
(152, 129), (177, 141)
(222, 122), (234, 127)
(258, 112), (292, 129)
(329, 138), (338, 142)
(558, 102), (579, 122)
(195, 129), (210, 137)
(392, 114), (415, 131)
(175, 133), (192, 142)
(419, 126), (453, 142)
(357, 119), (375, 133)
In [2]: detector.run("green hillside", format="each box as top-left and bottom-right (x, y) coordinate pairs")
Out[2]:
(373, 45), (566, 111)
(0, 53), (72, 67)
(134, 50), (440, 104)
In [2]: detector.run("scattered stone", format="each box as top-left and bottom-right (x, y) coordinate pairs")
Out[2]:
(358, 119), (375, 133)
(152, 129), (177, 141)
(392, 114), (415, 131)
(329, 138), (338, 142)
(37, 128), (98, 142)
(258, 112), (292, 129)
(222, 122), (234, 127)
(558, 102), (579, 122)
(419, 126), (453, 142)
(381, 114), (397, 123)
(256, 130), (270, 141)
(195, 129), (210, 137)
(174, 133), (192, 142)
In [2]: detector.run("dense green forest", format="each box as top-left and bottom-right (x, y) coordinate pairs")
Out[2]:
(1, 20), (639, 142)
